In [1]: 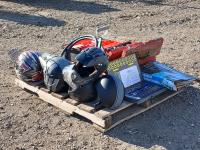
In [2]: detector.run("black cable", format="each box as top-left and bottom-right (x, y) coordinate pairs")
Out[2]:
(61, 35), (100, 59)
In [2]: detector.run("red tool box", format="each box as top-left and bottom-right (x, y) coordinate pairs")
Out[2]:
(68, 37), (164, 65)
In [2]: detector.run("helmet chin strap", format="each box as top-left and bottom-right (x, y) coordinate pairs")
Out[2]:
(94, 100), (104, 110)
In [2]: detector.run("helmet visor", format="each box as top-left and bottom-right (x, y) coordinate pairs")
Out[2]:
(75, 51), (93, 66)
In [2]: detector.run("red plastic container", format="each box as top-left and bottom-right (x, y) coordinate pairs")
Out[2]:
(66, 37), (164, 65)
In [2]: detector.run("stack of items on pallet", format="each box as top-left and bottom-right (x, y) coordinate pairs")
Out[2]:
(10, 35), (198, 131)
(11, 35), (196, 108)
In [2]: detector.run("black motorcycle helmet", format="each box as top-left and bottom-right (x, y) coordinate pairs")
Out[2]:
(68, 81), (97, 102)
(75, 47), (108, 77)
(95, 74), (125, 109)
(40, 54), (71, 93)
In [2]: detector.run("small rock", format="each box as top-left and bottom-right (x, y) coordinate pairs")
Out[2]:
(136, 16), (140, 19)
(83, 141), (88, 146)
(53, 112), (59, 116)
(69, 122), (73, 127)
(45, 130), (49, 134)
(37, 34), (44, 39)
(103, 135), (108, 139)
(150, 13), (155, 16)
(15, 147), (26, 150)
(4, 121), (12, 129)
(2, 25), (8, 31)
(77, 26), (83, 31)
(2, 84), (8, 87)
(56, 132), (61, 135)
(67, 137), (73, 142)
(23, 113), (29, 118)
(8, 66), (14, 69)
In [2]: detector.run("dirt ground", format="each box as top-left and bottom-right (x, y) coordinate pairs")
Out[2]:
(0, 0), (200, 150)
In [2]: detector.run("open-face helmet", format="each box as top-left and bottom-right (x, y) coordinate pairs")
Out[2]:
(95, 74), (125, 109)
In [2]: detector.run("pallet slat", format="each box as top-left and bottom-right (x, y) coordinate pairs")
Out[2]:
(77, 100), (98, 113)
(95, 101), (133, 119)
(15, 79), (76, 114)
(65, 98), (80, 106)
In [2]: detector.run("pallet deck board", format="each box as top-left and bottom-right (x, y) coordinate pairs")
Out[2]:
(95, 101), (133, 119)
(77, 100), (98, 113)
(65, 98), (80, 106)
(15, 78), (183, 132)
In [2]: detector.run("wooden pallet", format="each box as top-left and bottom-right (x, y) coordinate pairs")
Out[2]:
(15, 78), (183, 132)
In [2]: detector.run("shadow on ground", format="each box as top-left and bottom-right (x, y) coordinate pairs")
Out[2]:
(106, 86), (200, 150)
(110, 0), (200, 9)
(0, 10), (65, 26)
(4, 0), (120, 14)
(109, 0), (164, 5)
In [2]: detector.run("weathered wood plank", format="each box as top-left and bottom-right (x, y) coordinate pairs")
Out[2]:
(65, 98), (80, 106)
(95, 101), (133, 119)
(77, 100), (98, 113)
(15, 78), (76, 114)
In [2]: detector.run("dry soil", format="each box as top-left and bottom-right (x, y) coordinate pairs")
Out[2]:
(0, 0), (200, 150)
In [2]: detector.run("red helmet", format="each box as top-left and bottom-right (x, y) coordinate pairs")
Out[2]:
(15, 51), (43, 82)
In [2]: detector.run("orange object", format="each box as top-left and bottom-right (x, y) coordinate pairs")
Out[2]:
(67, 37), (164, 65)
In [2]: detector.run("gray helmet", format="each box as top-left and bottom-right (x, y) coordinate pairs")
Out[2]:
(40, 53), (71, 93)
